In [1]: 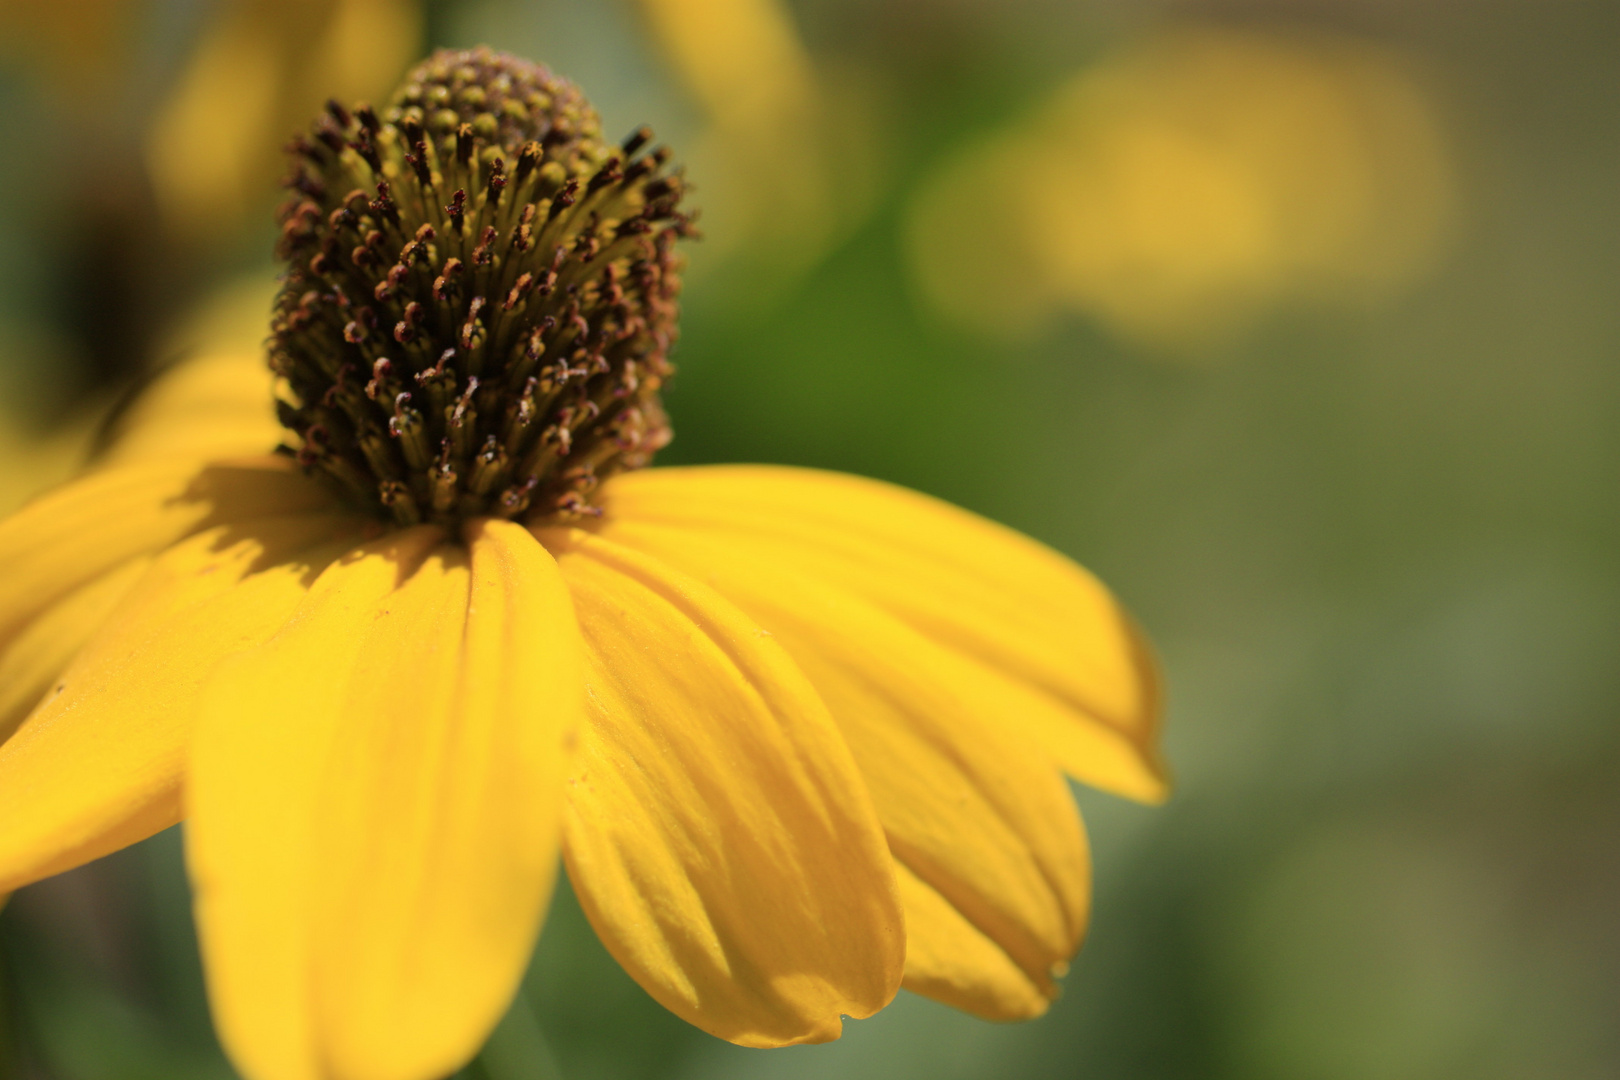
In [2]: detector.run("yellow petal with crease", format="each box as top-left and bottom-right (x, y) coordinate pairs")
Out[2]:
(597, 519), (1089, 1007)
(895, 863), (1051, 1021)
(599, 466), (1168, 801)
(0, 456), (339, 655)
(315, 521), (580, 1080)
(191, 522), (578, 1080)
(536, 526), (903, 1048)
(190, 527), (444, 1080)
(0, 513), (356, 893)
(0, 556), (152, 744)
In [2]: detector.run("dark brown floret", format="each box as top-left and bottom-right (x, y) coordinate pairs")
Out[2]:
(270, 47), (695, 527)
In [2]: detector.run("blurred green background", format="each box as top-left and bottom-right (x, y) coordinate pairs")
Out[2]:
(1, 0), (1617, 1077)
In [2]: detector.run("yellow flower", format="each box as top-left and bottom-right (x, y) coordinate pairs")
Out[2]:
(0, 47), (1166, 1080)
(905, 25), (1455, 352)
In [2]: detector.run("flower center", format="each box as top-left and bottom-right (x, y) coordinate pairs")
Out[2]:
(271, 47), (692, 526)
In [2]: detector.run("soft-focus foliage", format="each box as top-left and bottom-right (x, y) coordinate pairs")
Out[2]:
(0, 0), (136, 105)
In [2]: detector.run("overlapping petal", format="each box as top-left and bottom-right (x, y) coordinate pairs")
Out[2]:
(598, 465), (1169, 802)
(189, 521), (580, 1080)
(0, 456), (340, 659)
(0, 556), (151, 743)
(895, 863), (1054, 1020)
(537, 526), (904, 1047)
(0, 513), (357, 893)
(595, 518), (1090, 1016)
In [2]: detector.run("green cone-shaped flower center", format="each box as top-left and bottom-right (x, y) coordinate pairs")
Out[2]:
(271, 47), (692, 526)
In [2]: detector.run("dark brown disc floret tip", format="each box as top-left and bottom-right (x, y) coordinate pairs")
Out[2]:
(271, 47), (695, 526)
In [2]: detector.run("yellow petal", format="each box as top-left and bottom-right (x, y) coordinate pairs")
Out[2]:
(595, 520), (1088, 1011)
(0, 513), (356, 893)
(0, 556), (152, 744)
(189, 527), (442, 1080)
(190, 522), (578, 1080)
(895, 863), (1052, 1021)
(102, 351), (284, 465)
(314, 522), (580, 1080)
(0, 456), (339, 659)
(599, 465), (1169, 801)
(0, 411), (94, 517)
(536, 526), (903, 1048)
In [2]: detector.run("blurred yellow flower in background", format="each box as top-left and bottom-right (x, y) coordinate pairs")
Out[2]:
(146, 0), (422, 248)
(905, 25), (1457, 353)
(0, 0), (426, 424)
(635, 0), (884, 284)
